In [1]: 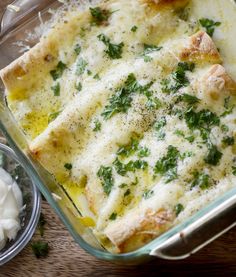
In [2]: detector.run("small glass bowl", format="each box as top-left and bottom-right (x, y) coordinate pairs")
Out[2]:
(0, 142), (41, 266)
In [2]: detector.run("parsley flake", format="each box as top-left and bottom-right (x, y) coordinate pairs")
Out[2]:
(51, 83), (60, 96)
(50, 61), (66, 81)
(97, 166), (114, 195)
(64, 163), (72, 170)
(143, 189), (154, 199)
(98, 33), (124, 59)
(109, 212), (117, 220)
(175, 203), (184, 216)
(154, 145), (180, 183)
(90, 7), (111, 25)
(76, 58), (88, 75)
(31, 241), (49, 258)
(199, 18), (221, 37)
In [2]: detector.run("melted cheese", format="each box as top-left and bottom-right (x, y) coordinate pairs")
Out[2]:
(1, 0), (236, 253)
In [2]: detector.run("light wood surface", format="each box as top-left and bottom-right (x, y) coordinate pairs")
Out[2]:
(0, 1), (236, 276)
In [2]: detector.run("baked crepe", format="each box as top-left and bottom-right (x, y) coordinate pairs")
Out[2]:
(1, 0), (236, 253)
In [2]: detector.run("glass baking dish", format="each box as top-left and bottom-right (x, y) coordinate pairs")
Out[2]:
(0, 0), (236, 264)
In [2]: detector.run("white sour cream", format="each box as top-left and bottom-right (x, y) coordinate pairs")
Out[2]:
(0, 167), (23, 251)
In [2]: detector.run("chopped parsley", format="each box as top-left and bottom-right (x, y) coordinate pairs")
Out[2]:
(93, 73), (101, 80)
(31, 241), (49, 258)
(48, 111), (61, 123)
(109, 212), (117, 220)
(199, 18), (221, 37)
(204, 144), (222, 166)
(222, 136), (234, 146)
(113, 158), (148, 176)
(75, 81), (82, 92)
(124, 188), (131, 197)
(74, 44), (81, 55)
(154, 145), (179, 183)
(141, 44), (162, 62)
(174, 129), (195, 143)
(93, 119), (101, 132)
(101, 73), (153, 119)
(221, 97), (235, 117)
(143, 189), (154, 199)
(232, 166), (236, 176)
(76, 58), (88, 75)
(50, 61), (66, 81)
(175, 203), (184, 216)
(180, 93), (200, 105)
(117, 138), (139, 157)
(51, 83), (60, 96)
(98, 33), (124, 59)
(191, 171), (210, 190)
(184, 107), (220, 132)
(161, 62), (195, 94)
(137, 147), (150, 158)
(145, 96), (162, 110)
(97, 166), (114, 195)
(154, 117), (166, 141)
(90, 7), (111, 25)
(131, 25), (138, 32)
(64, 163), (72, 170)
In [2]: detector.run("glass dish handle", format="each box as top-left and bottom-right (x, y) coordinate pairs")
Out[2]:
(150, 193), (236, 260)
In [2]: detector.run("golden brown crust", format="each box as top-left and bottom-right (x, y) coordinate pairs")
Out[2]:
(141, 0), (189, 9)
(201, 64), (236, 100)
(104, 208), (174, 253)
(180, 31), (221, 64)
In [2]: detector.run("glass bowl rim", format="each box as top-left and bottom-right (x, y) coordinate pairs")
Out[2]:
(0, 143), (41, 266)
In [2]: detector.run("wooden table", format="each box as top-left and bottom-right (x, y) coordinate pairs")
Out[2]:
(1, 1), (236, 276)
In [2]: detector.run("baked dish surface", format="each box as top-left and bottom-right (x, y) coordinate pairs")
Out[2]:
(1, 0), (236, 253)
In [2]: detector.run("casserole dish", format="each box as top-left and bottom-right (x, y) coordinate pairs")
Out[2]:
(0, 0), (236, 264)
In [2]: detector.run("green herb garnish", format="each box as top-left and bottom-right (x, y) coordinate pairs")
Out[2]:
(199, 18), (221, 37)
(50, 61), (66, 81)
(64, 163), (72, 170)
(204, 144), (222, 166)
(222, 136), (234, 146)
(31, 241), (49, 258)
(97, 166), (114, 195)
(137, 147), (150, 158)
(75, 82), (82, 92)
(161, 62), (195, 94)
(51, 83), (60, 96)
(48, 111), (61, 123)
(113, 158), (148, 176)
(90, 7), (111, 25)
(141, 44), (162, 62)
(154, 145), (179, 183)
(74, 44), (81, 55)
(98, 33), (124, 59)
(131, 25), (138, 32)
(191, 171), (210, 190)
(175, 203), (184, 216)
(232, 166), (236, 176)
(143, 189), (154, 199)
(117, 138), (139, 157)
(93, 119), (101, 132)
(76, 58), (88, 75)
(124, 189), (131, 197)
(180, 93), (200, 105)
(154, 117), (166, 141)
(109, 212), (117, 220)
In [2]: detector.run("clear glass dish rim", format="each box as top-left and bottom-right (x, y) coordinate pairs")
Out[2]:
(0, 0), (236, 262)
(0, 143), (41, 266)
